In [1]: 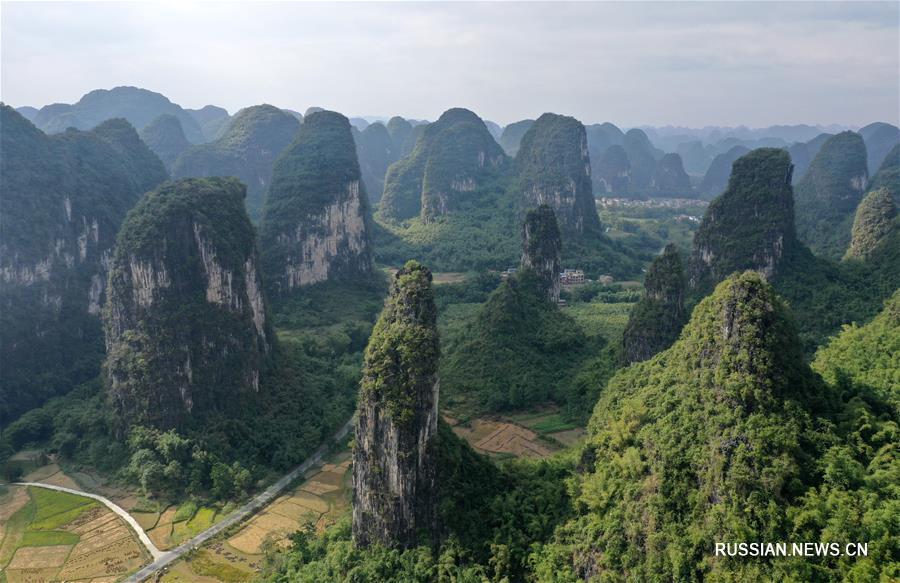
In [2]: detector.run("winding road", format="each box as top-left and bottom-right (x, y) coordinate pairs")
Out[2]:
(13, 416), (354, 583)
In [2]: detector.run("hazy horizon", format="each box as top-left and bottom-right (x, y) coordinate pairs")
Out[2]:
(2, 1), (898, 128)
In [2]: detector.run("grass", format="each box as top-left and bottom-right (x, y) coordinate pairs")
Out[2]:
(28, 487), (97, 530)
(187, 507), (216, 531)
(566, 301), (634, 344)
(526, 414), (579, 434)
(188, 549), (253, 582)
(173, 500), (199, 523)
(20, 530), (79, 546)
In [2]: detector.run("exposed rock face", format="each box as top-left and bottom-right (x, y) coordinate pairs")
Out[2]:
(650, 153), (693, 197)
(0, 106), (167, 424)
(700, 145), (750, 199)
(172, 104), (300, 220)
(354, 122), (397, 204)
(499, 119), (534, 156)
(30, 86), (205, 143)
(140, 114), (191, 171)
(843, 188), (897, 261)
(352, 261), (439, 549)
(516, 113), (601, 235)
(622, 244), (687, 363)
(260, 111), (373, 296)
(859, 122), (900, 175)
(794, 131), (869, 259)
(379, 108), (507, 222)
(520, 205), (562, 302)
(104, 178), (272, 430)
(594, 145), (631, 195)
(690, 148), (796, 292)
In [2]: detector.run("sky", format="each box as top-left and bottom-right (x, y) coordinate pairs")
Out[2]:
(2, 1), (898, 128)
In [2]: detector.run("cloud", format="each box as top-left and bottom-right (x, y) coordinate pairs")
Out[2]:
(1, 1), (897, 127)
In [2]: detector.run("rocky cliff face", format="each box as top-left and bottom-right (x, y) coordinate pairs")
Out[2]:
(690, 148), (796, 292)
(516, 113), (601, 235)
(520, 205), (562, 302)
(140, 114), (191, 171)
(0, 106), (167, 424)
(794, 131), (869, 259)
(843, 188), (897, 261)
(379, 108), (507, 222)
(352, 261), (439, 549)
(650, 153), (693, 197)
(622, 244), (687, 363)
(172, 104), (300, 221)
(104, 177), (272, 430)
(260, 110), (373, 297)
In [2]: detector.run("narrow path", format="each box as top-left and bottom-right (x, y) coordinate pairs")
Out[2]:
(124, 416), (355, 582)
(14, 481), (165, 560)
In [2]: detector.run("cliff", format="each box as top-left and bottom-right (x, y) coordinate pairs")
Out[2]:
(379, 108), (507, 222)
(515, 113), (600, 235)
(794, 131), (868, 259)
(140, 114), (191, 171)
(0, 106), (167, 424)
(172, 104), (300, 220)
(352, 261), (439, 549)
(520, 205), (562, 302)
(689, 148), (796, 292)
(104, 177), (272, 430)
(622, 128), (659, 194)
(259, 110), (373, 297)
(843, 188), (897, 261)
(622, 244), (687, 363)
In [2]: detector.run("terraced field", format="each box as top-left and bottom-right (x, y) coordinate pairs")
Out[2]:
(158, 452), (353, 582)
(446, 406), (587, 458)
(0, 485), (149, 582)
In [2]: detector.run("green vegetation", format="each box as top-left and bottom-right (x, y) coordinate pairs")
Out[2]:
(20, 530), (79, 546)
(868, 143), (899, 196)
(29, 487), (97, 530)
(844, 188), (897, 260)
(30, 85), (205, 142)
(140, 113), (191, 170)
(105, 177), (272, 430)
(378, 108), (507, 223)
(690, 147), (796, 292)
(527, 272), (898, 581)
(260, 110), (373, 296)
(0, 105), (167, 426)
(794, 131), (869, 259)
(173, 104), (300, 220)
(441, 270), (601, 414)
(622, 244), (687, 363)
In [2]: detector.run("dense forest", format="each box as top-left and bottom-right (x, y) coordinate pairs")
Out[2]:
(1, 85), (898, 582)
